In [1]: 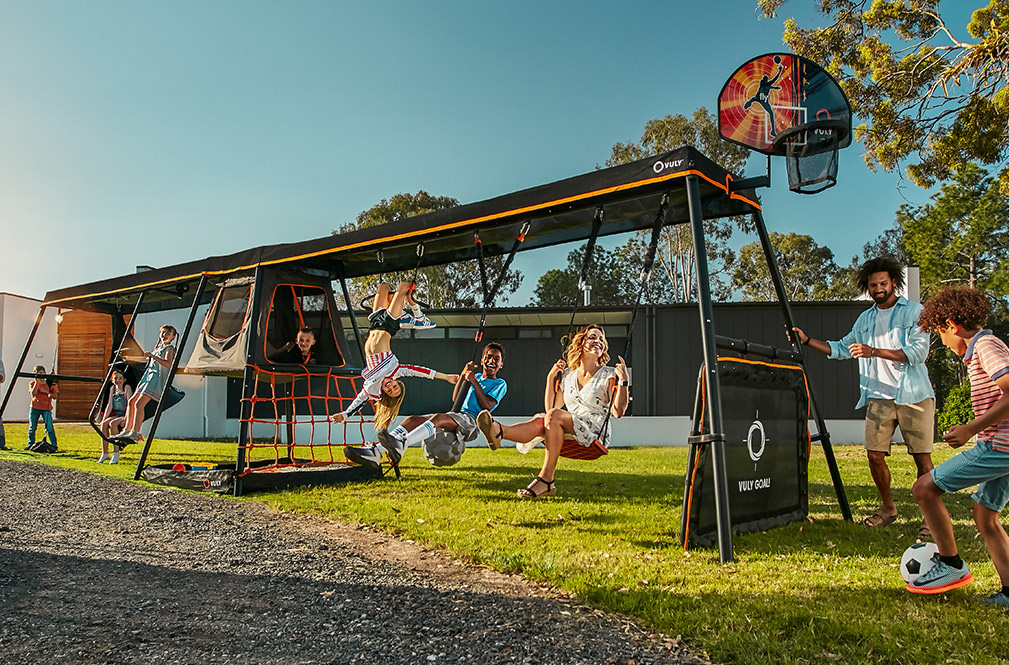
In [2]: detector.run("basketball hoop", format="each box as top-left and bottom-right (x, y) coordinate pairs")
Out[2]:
(772, 119), (848, 194)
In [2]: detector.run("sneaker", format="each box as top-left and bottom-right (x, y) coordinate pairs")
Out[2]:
(96, 454), (110, 464)
(982, 590), (1009, 608)
(906, 557), (974, 594)
(476, 410), (502, 450)
(398, 313), (416, 329)
(410, 314), (437, 330)
(343, 444), (382, 473)
(109, 453), (119, 465)
(376, 429), (406, 465)
(515, 440), (537, 454)
(0, 444), (9, 451)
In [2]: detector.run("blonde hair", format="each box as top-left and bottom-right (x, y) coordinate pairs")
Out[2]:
(160, 324), (178, 340)
(565, 324), (609, 370)
(373, 383), (405, 431)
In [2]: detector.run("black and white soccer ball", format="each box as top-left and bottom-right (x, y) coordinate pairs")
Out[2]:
(900, 541), (939, 583)
(422, 429), (466, 467)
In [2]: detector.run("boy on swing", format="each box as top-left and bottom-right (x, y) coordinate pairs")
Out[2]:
(909, 286), (1009, 604)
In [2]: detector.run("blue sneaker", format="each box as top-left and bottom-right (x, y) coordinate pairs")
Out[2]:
(398, 313), (416, 329)
(906, 556), (973, 595)
(982, 591), (1009, 607)
(410, 314), (436, 330)
(343, 444), (381, 473)
(376, 429), (407, 465)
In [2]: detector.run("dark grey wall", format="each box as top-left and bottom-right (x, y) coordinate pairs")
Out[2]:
(350, 301), (870, 420)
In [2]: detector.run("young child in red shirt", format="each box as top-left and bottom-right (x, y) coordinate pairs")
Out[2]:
(27, 364), (59, 451)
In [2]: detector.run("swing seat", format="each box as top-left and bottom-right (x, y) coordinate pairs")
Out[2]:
(559, 437), (608, 461)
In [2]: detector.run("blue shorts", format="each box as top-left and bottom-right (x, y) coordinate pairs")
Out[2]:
(932, 438), (1009, 511)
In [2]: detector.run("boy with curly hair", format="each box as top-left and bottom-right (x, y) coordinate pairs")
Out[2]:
(909, 286), (1009, 603)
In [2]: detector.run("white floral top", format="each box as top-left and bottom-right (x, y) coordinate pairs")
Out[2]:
(561, 365), (616, 447)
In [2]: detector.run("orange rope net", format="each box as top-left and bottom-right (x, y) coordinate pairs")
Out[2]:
(237, 364), (376, 476)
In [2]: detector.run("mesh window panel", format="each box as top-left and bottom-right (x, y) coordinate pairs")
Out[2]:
(207, 284), (252, 339)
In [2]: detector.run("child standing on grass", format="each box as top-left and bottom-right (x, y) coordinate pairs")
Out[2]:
(97, 370), (132, 464)
(117, 324), (177, 445)
(27, 365), (58, 451)
(910, 286), (1009, 605)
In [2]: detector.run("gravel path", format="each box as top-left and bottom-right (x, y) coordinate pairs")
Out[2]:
(0, 461), (707, 665)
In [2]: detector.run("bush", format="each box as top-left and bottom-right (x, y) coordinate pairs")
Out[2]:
(937, 379), (974, 437)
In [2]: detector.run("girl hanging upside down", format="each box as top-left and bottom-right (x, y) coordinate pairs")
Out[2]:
(477, 324), (629, 499)
(330, 281), (458, 471)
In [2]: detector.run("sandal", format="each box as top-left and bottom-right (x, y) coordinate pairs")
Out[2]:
(517, 476), (556, 499)
(918, 518), (932, 540)
(477, 410), (502, 450)
(861, 510), (897, 528)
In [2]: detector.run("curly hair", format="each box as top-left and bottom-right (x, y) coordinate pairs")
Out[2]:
(565, 324), (610, 370)
(855, 256), (905, 295)
(918, 286), (991, 332)
(373, 383), (405, 431)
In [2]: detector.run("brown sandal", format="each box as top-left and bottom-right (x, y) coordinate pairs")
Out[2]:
(862, 510), (897, 527)
(477, 410), (502, 450)
(517, 476), (556, 499)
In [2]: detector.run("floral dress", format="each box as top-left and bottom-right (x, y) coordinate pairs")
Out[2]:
(561, 365), (616, 447)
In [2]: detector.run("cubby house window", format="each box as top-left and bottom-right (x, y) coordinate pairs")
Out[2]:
(206, 284), (252, 340)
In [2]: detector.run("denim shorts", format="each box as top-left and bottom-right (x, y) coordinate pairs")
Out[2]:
(932, 438), (1009, 511)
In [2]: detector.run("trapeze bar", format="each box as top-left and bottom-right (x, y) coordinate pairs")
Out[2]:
(14, 372), (105, 384)
(714, 335), (801, 363)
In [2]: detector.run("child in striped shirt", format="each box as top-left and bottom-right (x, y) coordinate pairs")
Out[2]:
(909, 286), (1009, 605)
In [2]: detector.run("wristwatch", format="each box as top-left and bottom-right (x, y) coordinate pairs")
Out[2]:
(617, 379), (629, 387)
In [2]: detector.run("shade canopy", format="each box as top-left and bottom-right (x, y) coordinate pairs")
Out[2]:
(43, 146), (759, 313)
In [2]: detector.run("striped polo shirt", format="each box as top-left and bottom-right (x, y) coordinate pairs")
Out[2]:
(965, 330), (1009, 452)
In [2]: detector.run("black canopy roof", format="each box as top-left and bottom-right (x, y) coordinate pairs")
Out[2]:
(44, 146), (759, 313)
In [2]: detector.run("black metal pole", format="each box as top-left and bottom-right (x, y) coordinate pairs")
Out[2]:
(751, 210), (851, 521)
(0, 306), (46, 420)
(336, 265), (365, 366)
(686, 175), (734, 563)
(89, 293), (148, 442)
(234, 267), (266, 496)
(134, 275), (208, 480)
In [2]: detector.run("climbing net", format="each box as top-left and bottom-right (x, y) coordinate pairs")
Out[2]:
(237, 365), (376, 475)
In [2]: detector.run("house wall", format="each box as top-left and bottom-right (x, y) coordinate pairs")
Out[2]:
(0, 294), (59, 423)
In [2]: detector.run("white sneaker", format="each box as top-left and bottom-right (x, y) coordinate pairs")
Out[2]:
(109, 453), (120, 465)
(97, 454), (110, 464)
(516, 440), (538, 455)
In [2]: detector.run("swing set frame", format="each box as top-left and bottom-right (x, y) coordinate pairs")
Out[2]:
(1, 145), (851, 562)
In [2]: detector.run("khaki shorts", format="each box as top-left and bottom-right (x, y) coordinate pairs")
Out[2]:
(864, 398), (935, 455)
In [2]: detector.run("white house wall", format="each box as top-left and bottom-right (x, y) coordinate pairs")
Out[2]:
(0, 294), (58, 423)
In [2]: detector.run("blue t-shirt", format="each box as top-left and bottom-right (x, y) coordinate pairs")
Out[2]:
(460, 373), (507, 416)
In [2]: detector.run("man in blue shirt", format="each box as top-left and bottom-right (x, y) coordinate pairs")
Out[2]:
(792, 257), (935, 532)
(346, 343), (507, 470)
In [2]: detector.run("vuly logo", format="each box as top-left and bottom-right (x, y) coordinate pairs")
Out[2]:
(652, 158), (684, 174)
(746, 410), (768, 467)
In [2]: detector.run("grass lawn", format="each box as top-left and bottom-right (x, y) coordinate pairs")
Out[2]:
(4, 423), (1009, 664)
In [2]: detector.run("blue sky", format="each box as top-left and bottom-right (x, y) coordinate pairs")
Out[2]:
(0, 1), (977, 304)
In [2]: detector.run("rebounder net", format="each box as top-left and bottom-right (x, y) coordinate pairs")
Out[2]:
(680, 357), (810, 548)
(143, 365), (383, 493)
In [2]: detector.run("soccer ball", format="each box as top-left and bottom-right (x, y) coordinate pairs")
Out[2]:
(900, 541), (939, 583)
(422, 429), (466, 467)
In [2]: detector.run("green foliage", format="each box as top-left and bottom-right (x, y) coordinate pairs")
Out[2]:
(938, 379), (975, 435)
(13, 425), (1009, 665)
(532, 243), (637, 306)
(334, 191), (523, 308)
(606, 108), (751, 302)
(759, 1), (1009, 191)
(732, 231), (857, 301)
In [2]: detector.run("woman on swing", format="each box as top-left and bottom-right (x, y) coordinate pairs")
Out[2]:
(330, 281), (458, 468)
(477, 324), (629, 498)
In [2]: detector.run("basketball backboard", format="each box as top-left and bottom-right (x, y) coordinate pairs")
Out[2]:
(717, 53), (852, 155)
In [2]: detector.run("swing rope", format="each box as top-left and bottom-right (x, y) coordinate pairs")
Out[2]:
(563, 207), (604, 344)
(449, 221), (531, 411)
(560, 193), (669, 460)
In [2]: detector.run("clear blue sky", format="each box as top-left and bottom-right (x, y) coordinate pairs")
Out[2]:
(0, 1), (976, 303)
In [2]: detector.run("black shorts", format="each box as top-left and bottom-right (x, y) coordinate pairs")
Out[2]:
(368, 308), (401, 335)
